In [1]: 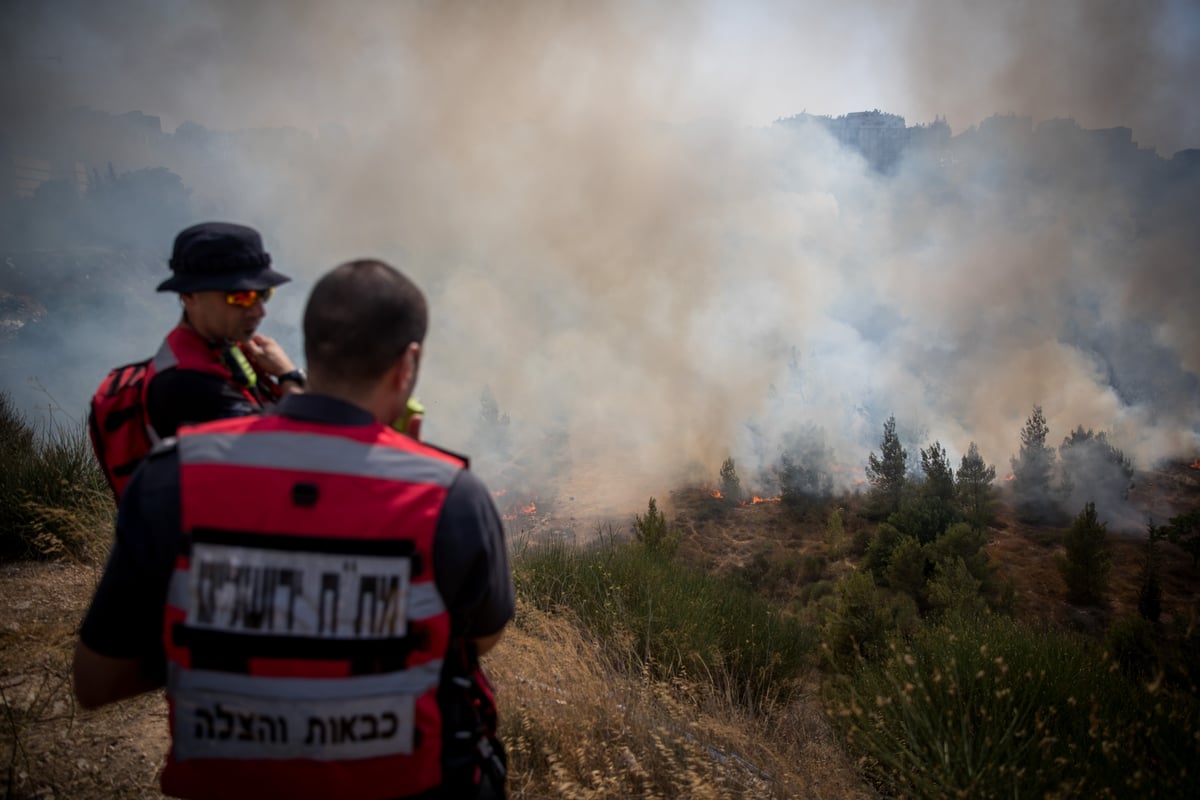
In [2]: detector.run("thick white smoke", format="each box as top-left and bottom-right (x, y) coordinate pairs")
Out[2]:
(2, 0), (1197, 518)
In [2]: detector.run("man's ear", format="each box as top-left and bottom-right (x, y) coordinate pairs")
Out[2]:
(402, 342), (422, 392)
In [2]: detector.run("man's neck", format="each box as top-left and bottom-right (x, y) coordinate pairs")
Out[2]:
(178, 318), (231, 347)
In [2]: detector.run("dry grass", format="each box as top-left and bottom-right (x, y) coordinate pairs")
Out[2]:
(490, 603), (873, 800)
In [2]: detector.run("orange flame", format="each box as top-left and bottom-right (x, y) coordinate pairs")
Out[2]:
(492, 489), (508, 498)
(1190, 458), (1200, 470)
(1003, 473), (1015, 482)
(521, 502), (537, 515)
(742, 495), (781, 505)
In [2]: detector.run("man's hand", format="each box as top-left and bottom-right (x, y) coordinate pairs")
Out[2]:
(243, 334), (297, 380)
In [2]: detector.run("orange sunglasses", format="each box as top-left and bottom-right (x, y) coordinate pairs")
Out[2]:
(224, 288), (274, 307)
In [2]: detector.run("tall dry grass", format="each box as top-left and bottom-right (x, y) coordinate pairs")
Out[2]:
(498, 530), (876, 798)
(0, 392), (112, 564)
(490, 604), (871, 799)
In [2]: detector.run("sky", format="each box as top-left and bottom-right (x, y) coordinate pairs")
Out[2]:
(5, 0), (1199, 153)
(2, 0), (1198, 520)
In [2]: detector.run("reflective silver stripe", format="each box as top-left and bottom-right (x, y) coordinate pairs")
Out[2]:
(167, 568), (189, 610)
(169, 658), (442, 699)
(151, 337), (177, 371)
(407, 581), (445, 620)
(179, 431), (460, 487)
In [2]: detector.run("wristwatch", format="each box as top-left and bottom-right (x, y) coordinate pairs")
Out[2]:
(277, 369), (307, 388)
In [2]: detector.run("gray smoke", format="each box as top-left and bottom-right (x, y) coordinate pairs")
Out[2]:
(2, 0), (1197, 518)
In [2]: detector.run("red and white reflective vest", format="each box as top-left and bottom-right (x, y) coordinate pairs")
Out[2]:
(89, 326), (278, 502)
(151, 325), (280, 414)
(161, 413), (464, 800)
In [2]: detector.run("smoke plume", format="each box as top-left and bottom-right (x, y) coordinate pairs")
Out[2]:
(2, 0), (1197, 520)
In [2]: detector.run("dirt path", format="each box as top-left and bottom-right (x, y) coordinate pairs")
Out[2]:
(1, 562), (166, 799)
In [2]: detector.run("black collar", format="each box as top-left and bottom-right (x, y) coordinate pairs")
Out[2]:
(277, 393), (376, 426)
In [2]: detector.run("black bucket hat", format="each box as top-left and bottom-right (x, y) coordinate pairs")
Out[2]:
(156, 222), (292, 293)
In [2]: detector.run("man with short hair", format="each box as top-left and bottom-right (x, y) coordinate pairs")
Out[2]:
(148, 221), (306, 438)
(74, 259), (514, 799)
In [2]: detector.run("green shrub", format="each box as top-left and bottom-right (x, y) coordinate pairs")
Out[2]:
(0, 393), (112, 563)
(924, 556), (988, 619)
(1137, 526), (1164, 623)
(513, 534), (816, 714)
(797, 579), (835, 607)
(825, 507), (846, 557)
(820, 570), (918, 668)
(733, 548), (821, 600)
(881, 533), (927, 605)
(1105, 616), (1160, 685)
(862, 522), (905, 579)
(828, 613), (1199, 799)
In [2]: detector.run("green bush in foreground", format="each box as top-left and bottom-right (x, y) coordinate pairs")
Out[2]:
(828, 611), (1199, 799)
(513, 534), (816, 715)
(0, 392), (112, 562)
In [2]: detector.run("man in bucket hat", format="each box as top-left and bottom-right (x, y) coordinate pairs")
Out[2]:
(147, 221), (305, 437)
(88, 222), (306, 502)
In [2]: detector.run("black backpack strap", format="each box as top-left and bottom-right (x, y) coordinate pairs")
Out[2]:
(439, 639), (506, 799)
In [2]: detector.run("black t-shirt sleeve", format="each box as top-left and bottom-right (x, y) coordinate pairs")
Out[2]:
(78, 447), (181, 681)
(146, 369), (259, 438)
(433, 470), (514, 639)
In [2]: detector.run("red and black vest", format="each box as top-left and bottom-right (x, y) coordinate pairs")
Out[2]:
(89, 326), (279, 502)
(151, 325), (281, 419)
(161, 414), (464, 799)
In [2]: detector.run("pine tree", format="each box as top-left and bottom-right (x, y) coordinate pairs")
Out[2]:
(865, 415), (907, 519)
(920, 441), (955, 502)
(719, 457), (741, 506)
(1011, 406), (1058, 524)
(891, 441), (960, 543)
(1058, 426), (1135, 513)
(634, 497), (676, 557)
(1058, 502), (1112, 606)
(955, 441), (997, 531)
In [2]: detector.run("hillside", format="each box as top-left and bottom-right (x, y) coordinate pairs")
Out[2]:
(1, 460), (1198, 798)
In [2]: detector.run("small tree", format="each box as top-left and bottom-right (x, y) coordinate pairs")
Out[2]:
(1163, 509), (1200, 571)
(865, 415), (907, 519)
(634, 497), (677, 557)
(473, 385), (512, 462)
(889, 440), (959, 543)
(825, 507), (846, 557)
(882, 534), (928, 605)
(1059, 426), (1134, 514)
(955, 441), (997, 530)
(718, 457), (741, 506)
(776, 427), (834, 516)
(920, 441), (955, 502)
(1138, 522), (1164, 623)
(1058, 502), (1112, 606)
(1011, 406), (1058, 524)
